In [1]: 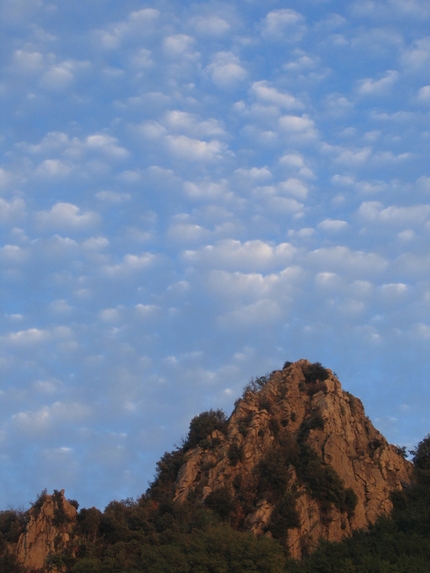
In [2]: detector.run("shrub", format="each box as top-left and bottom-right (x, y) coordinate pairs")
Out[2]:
(31, 488), (48, 518)
(0, 509), (25, 544)
(147, 449), (185, 501)
(205, 488), (235, 520)
(228, 443), (244, 466)
(410, 434), (430, 471)
(268, 492), (300, 541)
(303, 362), (329, 384)
(243, 373), (271, 395)
(297, 412), (325, 443)
(183, 409), (228, 451)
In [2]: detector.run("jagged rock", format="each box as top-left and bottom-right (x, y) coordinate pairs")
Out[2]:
(173, 360), (412, 558)
(16, 489), (77, 571)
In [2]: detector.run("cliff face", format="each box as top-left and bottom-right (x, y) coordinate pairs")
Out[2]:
(173, 360), (412, 558)
(16, 490), (77, 571)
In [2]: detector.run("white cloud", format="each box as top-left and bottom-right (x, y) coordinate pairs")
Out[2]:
(129, 48), (153, 70)
(164, 111), (225, 138)
(417, 85), (430, 103)
(218, 299), (282, 329)
(95, 190), (131, 203)
(318, 219), (348, 232)
(12, 49), (44, 73)
(250, 81), (303, 110)
(358, 201), (430, 226)
(308, 246), (388, 275)
(2, 328), (50, 345)
(279, 114), (318, 141)
(166, 135), (226, 161)
(357, 70), (398, 96)
(333, 146), (372, 166)
(163, 35), (195, 58)
(206, 52), (247, 89)
(191, 15), (231, 36)
(35, 159), (72, 178)
(102, 253), (155, 276)
(94, 8), (160, 49)
(261, 9), (306, 42)
(0, 197), (26, 223)
(279, 178), (309, 199)
(279, 154), (315, 179)
(183, 180), (231, 200)
(167, 222), (210, 244)
(402, 37), (430, 71)
(0, 244), (27, 264)
(380, 283), (408, 297)
(49, 299), (74, 315)
(83, 135), (129, 159)
(35, 202), (100, 230)
(12, 401), (91, 434)
(183, 239), (296, 271)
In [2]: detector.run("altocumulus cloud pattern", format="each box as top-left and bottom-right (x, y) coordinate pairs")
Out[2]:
(1, 0), (430, 509)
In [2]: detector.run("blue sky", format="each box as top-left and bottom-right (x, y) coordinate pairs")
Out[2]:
(1, 0), (430, 510)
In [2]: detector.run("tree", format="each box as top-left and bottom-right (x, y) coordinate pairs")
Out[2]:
(410, 434), (430, 471)
(183, 409), (228, 450)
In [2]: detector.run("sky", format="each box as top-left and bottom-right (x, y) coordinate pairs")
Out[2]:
(1, 0), (430, 511)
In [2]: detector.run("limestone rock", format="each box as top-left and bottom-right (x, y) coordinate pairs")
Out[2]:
(173, 360), (412, 558)
(16, 489), (77, 571)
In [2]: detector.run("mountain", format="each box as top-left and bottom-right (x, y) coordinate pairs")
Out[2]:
(0, 360), (416, 572)
(169, 359), (411, 558)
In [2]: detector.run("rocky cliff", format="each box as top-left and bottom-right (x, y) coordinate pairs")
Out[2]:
(173, 360), (412, 558)
(16, 489), (77, 571)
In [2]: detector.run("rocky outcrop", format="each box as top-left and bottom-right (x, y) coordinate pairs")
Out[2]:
(16, 489), (77, 571)
(173, 360), (412, 558)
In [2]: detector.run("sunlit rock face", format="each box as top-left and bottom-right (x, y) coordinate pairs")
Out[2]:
(173, 360), (412, 558)
(16, 490), (77, 571)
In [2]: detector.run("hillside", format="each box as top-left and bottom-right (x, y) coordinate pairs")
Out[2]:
(0, 359), (424, 573)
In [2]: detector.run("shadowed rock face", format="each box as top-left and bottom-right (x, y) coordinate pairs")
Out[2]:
(173, 360), (412, 558)
(16, 490), (77, 571)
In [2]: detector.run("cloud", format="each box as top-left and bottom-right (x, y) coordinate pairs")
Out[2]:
(0, 197), (26, 223)
(250, 81), (303, 110)
(358, 202), (430, 226)
(279, 154), (315, 179)
(12, 402), (91, 435)
(206, 52), (247, 89)
(35, 203), (100, 231)
(164, 111), (225, 138)
(279, 178), (310, 199)
(402, 37), (430, 71)
(94, 8), (160, 49)
(166, 135), (226, 161)
(261, 9), (306, 42)
(357, 70), (398, 96)
(163, 35), (195, 58)
(417, 85), (430, 103)
(35, 159), (72, 178)
(183, 239), (296, 272)
(95, 190), (131, 203)
(279, 114), (318, 141)
(318, 219), (348, 232)
(102, 253), (156, 276)
(191, 15), (231, 36)
(2, 328), (50, 345)
(218, 299), (282, 329)
(308, 247), (388, 276)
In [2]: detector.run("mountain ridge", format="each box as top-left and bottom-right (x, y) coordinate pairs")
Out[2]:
(0, 359), (414, 571)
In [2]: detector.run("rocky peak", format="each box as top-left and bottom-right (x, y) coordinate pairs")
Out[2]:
(16, 489), (77, 571)
(173, 360), (412, 558)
